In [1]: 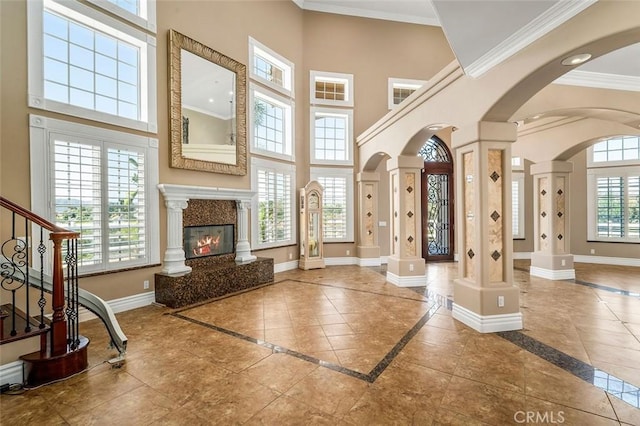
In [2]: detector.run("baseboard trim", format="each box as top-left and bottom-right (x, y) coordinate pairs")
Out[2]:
(0, 360), (24, 386)
(380, 256), (389, 264)
(386, 271), (427, 287)
(574, 255), (640, 267)
(274, 260), (299, 273)
(530, 266), (576, 281)
(452, 303), (523, 333)
(325, 257), (359, 266)
(358, 257), (382, 267)
(79, 291), (156, 322)
(513, 252), (532, 260)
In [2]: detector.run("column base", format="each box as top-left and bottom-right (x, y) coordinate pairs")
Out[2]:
(453, 278), (522, 332)
(386, 256), (426, 287)
(530, 252), (575, 280)
(452, 303), (523, 333)
(162, 248), (192, 276)
(357, 245), (381, 266)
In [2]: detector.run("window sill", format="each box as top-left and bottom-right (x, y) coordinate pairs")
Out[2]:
(79, 263), (162, 279)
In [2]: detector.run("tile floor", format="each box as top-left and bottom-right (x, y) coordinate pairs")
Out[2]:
(1, 262), (639, 425)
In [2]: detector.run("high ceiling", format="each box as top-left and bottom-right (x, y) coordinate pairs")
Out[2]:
(295, 0), (639, 91)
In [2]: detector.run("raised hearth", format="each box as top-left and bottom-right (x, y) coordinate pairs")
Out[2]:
(155, 257), (273, 308)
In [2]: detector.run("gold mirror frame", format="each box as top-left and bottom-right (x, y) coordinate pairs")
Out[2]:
(168, 29), (247, 175)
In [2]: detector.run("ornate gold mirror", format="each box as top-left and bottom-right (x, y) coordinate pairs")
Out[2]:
(169, 29), (247, 175)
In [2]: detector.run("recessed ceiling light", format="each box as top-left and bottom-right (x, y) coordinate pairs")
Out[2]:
(561, 53), (592, 66)
(208, 98), (214, 103)
(531, 114), (542, 120)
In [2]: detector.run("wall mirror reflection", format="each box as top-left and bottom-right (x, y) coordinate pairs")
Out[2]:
(169, 29), (247, 175)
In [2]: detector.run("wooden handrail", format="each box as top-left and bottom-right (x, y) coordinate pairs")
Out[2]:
(0, 196), (79, 239)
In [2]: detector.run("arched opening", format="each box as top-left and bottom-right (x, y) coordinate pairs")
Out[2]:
(419, 136), (454, 262)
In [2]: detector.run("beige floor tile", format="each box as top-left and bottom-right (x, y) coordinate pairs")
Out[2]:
(525, 395), (620, 425)
(439, 376), (526, 425)
(245, 395), (338, 425)
(285, 367), (369, 417)
(241, 353), (318, 393)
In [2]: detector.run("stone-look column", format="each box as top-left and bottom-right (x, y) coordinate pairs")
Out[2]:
(235, 200), (257, 263)
(386, 155), (426, 286)
(452, 121), (522, 332)
(356, 172), (381, 266)
(162, 199), (192, 276)
(530, 161), (575, 280)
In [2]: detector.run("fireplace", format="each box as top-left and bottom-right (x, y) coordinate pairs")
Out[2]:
(184, 224), (234, 259)
(155, 184), (273, 308)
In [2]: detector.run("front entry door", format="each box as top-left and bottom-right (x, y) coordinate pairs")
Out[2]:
(419, 137), (454, 262)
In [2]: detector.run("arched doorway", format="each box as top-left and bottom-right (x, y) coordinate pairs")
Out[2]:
(419, 136), (454, 262)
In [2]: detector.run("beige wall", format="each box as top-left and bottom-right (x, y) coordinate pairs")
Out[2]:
(0, 1), (454, 301)
(182, 108), (230, 146)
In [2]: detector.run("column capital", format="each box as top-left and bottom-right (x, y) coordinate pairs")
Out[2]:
(386, 155), (424, 171)
(452, 121), (517, 149)
(165, 199), (188, 211)
(356, 171), (380, 182)
(530, 160), (573, 175)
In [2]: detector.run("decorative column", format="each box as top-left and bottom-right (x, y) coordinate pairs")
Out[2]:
(162, 199), (192, 276)
(386, 155), (426, 286)
(530, 161), (575, 280)
(452, 121), (522, 333)
(235, 200), (257, 263)
(356, 172), (381, 266)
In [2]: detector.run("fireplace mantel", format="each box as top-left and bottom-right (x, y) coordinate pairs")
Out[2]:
(157, 183), (257, 275)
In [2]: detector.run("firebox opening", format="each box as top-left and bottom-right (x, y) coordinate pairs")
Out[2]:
(184, 224), (234, 259)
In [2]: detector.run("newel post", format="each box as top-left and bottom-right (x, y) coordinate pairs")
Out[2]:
(49, 232), (68, 356)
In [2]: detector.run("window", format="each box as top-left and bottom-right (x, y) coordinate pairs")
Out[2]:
(388, 78), (426, 109)
(250, 85), (294, 160)
(512, 172), (525, 238)
(587, 138), (640, 243)
(28, 0), (157, 132)
(511, 157), (525, 239)
(86, 0), (156, 31)
(310, 71), (354, 107)
(590, 136), (640, 166)
(310, 107), (353, 165)
(30, 115), (160, 274)
(311, 168), (354, 242)
(251, 158), (296, 249)
(249, 37), (293, 97)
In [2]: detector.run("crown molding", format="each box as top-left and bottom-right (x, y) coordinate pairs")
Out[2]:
(299, 1), (440, 26)
(465, 0), (597, 78)
(554, 70), (640, 92)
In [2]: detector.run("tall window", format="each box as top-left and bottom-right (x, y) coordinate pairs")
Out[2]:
(249, 39), (294, 161)
(28, 0), (157, 132)
(310, 108), (353, 165)
(512, 157), (525, 239)
(252, 158), (296, 249)
(587, 137), (640, 242)
(388, 78), (426, 109)
(311, 168), (354, 242)
(30, 115), (160, 274)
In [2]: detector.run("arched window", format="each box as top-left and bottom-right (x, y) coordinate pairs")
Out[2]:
(418, 137), (451, 162)
(587, 136), (640, 242)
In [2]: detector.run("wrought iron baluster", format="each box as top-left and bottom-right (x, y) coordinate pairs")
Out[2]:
(24, 215), (31, 333)
(38, 227), (46, 329)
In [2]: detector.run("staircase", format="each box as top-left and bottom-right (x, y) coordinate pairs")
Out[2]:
(0, 197), (127, 387)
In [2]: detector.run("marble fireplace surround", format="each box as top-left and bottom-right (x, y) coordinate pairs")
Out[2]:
(157, 183), (257, 276)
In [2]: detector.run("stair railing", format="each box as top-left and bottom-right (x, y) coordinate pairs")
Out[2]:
(1, 196), (79, 356)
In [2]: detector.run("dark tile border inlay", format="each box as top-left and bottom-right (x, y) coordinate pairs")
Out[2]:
(572, 279), (640, 297)
(170, 279), (440, 383)
(498, 330), (640, 408)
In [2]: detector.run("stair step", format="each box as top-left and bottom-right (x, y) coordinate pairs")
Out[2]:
(0, 304), (50, 345)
